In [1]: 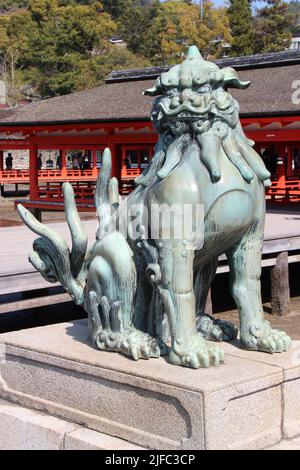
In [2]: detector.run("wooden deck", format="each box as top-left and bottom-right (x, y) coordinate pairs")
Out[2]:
(0, 212), (299, 316)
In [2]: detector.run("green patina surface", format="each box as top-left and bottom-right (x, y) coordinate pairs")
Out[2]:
(18, 47), (291, 369)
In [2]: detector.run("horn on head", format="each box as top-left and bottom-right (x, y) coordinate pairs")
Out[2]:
(222, 67), (251, 90)
(144, 77), (163, 96)
(185, 45), (204, 61)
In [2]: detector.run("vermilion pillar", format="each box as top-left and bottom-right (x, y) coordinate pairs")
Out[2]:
(61, 149), (67, 177)
(91, 149), (97, 177)
(0, 150), (3, 171)
(277, 155), (286, 189)
(29, 143), (38, 200)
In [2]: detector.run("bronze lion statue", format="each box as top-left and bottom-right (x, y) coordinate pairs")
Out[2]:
(18, 47), (291, 369)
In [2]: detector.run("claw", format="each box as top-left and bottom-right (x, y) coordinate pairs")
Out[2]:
(209, 348), (220, 366)
(247, 321), (291, 354)
(189, 353), (198, 369)
(142, 345), (150, 358)
(199, 352), (210, 368)
(131, 345), (139, 361)
(169, 334), (225, 369)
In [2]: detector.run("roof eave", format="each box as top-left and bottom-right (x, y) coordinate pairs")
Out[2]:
(0, 117), (151, 127)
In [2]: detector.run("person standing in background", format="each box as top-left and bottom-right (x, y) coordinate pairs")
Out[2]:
(5, 152), (13, 170)
(38, 153), (42, 169)
(56, 154), (62, 169)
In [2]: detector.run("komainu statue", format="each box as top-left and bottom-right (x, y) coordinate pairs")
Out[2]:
(18, 46), (291, 369)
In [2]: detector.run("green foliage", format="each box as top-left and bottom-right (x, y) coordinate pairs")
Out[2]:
(288, 0), (300, 34)
(227, 0), (254, 57)
(119, 0), (232, 64)
(1, 0), (295, 104)
(0, 0), (150, 100)
(254, 0), (293, 53)
(0, 0), (28, 13)
(117, 1), (161, 58)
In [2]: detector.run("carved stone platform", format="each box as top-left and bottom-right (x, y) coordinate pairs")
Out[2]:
(0, 320), (299, 450)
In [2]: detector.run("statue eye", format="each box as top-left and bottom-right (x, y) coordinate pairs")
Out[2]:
(195, 84), (212, 94)
(165, 88), (177, 97)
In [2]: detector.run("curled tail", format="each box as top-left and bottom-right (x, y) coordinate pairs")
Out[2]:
(95, 148), (120, 241)
(17, 182), (88, 305)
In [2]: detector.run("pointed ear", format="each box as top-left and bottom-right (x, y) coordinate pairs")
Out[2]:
(144, 78), (163, 96)
(144, 86), (159, 96)
(222, 67), (251, 89)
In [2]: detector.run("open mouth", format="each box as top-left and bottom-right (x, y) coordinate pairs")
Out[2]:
(168, 113), (207, 122)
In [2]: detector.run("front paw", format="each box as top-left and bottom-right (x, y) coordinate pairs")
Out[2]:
(120, 328), (161, 360)
(169, 334), (225, 368)
(94, 327), (161, 360)
(242, 321), (291, 353)
(257, 329), (291, 353)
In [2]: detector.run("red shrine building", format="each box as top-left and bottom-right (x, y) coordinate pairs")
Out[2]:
(0, 50), (299, 215)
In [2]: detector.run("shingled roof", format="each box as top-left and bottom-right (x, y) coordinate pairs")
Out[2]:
(0, 51), (299, 126)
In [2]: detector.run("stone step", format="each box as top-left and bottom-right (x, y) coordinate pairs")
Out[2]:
(0, 399), (143, 450)
(268, 436), (300, 450)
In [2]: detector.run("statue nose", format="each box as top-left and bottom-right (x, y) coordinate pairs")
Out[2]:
(180, 89), (193, 104)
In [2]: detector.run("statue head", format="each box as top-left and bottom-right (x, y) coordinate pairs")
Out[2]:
(145, 46), (250, 136)
(141, 46), (270, 186)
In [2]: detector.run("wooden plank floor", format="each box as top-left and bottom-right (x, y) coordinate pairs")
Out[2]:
(0, 219), (98, 278)
(0, 211), (299, 294)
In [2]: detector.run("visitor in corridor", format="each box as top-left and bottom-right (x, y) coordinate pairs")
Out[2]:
(124, 155), (132, 169)
(262, 147), (276, 179)
(78, 153), (83, 169)
(294, 151), (300, 171)
(73, 154), (80, 169)
(67, 156), (72, 168)
(83, 155), (89, 170)
(5, 153), (13, 170)
(38, 153), (42, 169)
(46, 158), (54, 168)
(56, 154), (62, 169)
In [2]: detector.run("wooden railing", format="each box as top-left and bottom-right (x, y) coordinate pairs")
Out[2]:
(120, 167), (143, 195)
(37, 181), (96, 203)
(121, 167), (141, 180)
(4, 167), (300, 201)
(266, 178), (300, 201)
(0, 168), (99, 184)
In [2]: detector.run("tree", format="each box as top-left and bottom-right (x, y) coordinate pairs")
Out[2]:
(254, 0), (293, 53)
(101, 0), (134, 19)
(118, 0), (162, 59)
(152, 0), (232, 63)
(0, 0), (152, 100)
(76, 47), (150, 90)
(19, 1), (117, 96)
(288, 0), (300, 35)
(0, 0), (27, 13)
(227, 0), (254, 57)
(0, 10), (30, 103)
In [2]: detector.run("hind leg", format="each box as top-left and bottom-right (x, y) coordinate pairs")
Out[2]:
(227, 225), (291, 353)
(195, 258), (238, 342)
(85, 231), (161, 360)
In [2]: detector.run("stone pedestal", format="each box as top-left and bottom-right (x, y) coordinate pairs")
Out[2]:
(0, 320), (299, 450)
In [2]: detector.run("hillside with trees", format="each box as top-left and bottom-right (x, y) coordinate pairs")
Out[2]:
(0, 0), (295, 103)
(289, 0), (300, 34)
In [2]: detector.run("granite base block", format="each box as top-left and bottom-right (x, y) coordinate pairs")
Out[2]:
(0, 320), (298, 450)
(0, 399), (142, 450)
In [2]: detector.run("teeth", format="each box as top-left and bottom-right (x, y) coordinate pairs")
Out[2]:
(157, 111), (164, 120)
